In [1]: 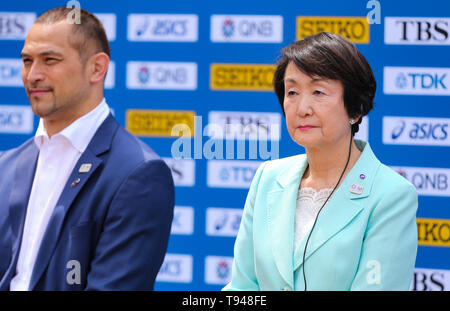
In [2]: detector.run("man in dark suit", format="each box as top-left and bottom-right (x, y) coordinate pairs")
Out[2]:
(0, 7), (175, 290)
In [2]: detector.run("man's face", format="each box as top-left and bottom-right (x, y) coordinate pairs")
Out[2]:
(21, 21), (91, 121)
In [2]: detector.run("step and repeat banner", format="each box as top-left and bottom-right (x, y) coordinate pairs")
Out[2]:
(0, 0), (449, 290)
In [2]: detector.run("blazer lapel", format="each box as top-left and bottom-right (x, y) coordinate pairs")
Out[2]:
(28, 114), (118, 290)
(267, 154), (308, 288)
(293, 140), (380, 271)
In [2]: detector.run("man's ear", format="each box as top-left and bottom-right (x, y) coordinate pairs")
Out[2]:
(87, 52), (109, 84)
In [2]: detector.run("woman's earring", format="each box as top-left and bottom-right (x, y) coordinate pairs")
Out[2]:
(349, 119), (356, 125)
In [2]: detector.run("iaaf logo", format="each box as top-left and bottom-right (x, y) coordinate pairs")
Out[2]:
(384, 66), (449, 96)
(128, 14), (198, 42)
(211, 15), (283, 43)
(383, 116), (450, 146)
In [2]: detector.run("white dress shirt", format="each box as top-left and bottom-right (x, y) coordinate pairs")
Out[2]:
(10, 99), (111, 291)
(294, 187), (333, 251)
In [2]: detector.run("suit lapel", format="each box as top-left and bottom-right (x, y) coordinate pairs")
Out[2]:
(28, 114), (118, 290)
(267, 154), (307, 288)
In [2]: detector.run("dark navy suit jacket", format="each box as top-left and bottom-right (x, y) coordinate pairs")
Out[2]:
(0, 114), (175, 290)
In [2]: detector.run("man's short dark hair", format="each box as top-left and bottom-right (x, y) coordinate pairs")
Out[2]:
(273, 32), (376, 136)
(35, 6), (110, 62)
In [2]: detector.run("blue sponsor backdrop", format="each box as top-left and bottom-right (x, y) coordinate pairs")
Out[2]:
(0, 0), (449, 290)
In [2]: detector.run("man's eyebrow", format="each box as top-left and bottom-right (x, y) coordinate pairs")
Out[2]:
(20, 51), (64, 58)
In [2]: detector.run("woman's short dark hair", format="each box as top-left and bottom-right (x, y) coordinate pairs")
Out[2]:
(273, 32), (376, 136)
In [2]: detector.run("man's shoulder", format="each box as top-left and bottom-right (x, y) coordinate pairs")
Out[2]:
(0, 138), (35, 165)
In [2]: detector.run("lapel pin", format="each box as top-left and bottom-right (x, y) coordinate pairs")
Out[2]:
(79, 163), (92, 174)
(71, 178), (81, 188)
(350, 183), (364, 195)
(359, 174), (366, 180)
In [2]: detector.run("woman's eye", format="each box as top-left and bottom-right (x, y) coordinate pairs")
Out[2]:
(313, 90), (325, 95)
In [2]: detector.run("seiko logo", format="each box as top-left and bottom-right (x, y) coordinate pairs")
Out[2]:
(385, 17), (450, 45)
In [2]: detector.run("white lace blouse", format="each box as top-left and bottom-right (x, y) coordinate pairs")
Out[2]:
(294, 187), (334, 251)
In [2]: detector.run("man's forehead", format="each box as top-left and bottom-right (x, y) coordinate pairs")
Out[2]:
(22, 21), (75, 55)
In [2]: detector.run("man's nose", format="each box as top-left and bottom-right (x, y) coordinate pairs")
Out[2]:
(23, 62), (45, 84)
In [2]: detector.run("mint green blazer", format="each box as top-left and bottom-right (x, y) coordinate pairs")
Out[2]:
(224, 140), (418, 291)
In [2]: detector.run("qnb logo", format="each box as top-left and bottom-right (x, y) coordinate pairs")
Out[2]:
(390, 166), (450, 197)
(205, 256), (233, 285)
(127, 62), (197, 90)
(216, 261), (231, 280)
(222, 19), (235, 37)
(211, 15), (283, 43)
(383, 116), (450, 146)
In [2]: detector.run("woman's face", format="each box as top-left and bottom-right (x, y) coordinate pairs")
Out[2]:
(283, 61), (352, 150)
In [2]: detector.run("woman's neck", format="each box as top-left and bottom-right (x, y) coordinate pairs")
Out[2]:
(301, 137), (362, 191)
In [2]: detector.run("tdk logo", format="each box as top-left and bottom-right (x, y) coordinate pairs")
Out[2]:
(128, 14), (198, 42)
(0, 59), (23, 87)
(385, 17), (450, 45)
(383, 116), (450, 146)
(384, 67), (450, 96)
(207, 160), (262, 189)
(211, 15), (283, 43)
(0, 12), (36, 40)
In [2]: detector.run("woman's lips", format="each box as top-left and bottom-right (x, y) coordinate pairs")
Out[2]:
(298, 125), (317, 131)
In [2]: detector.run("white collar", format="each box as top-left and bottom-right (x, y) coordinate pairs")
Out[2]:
(34, 98), (110, 153)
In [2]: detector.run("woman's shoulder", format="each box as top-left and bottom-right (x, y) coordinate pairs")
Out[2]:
(261, 153), (307, 172)
(374, 162), (417, 195)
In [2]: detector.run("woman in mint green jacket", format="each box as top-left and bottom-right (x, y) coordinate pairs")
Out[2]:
(224, 32), (418, 291)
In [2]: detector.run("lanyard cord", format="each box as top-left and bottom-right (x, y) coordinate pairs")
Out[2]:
(302, 134), (353, 291)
